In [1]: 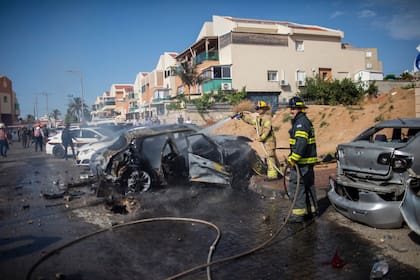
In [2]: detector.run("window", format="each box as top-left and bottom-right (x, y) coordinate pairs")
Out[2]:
(267, 71), (278, 81)
(296, 70), (306, 83)
(296, 41), (304, 52)
(212, 66), (231, 79)
(366, 63), (372, 69)
(222, 67), (231, 78)
(3, 96), (7, 103)
(366, 51), (372, 57)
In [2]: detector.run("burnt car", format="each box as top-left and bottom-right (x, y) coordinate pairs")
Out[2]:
(90, 124), (264, 195)
(328, 118), (420, 233)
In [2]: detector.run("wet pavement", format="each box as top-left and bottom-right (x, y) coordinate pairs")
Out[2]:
(0, 142), (419, 279)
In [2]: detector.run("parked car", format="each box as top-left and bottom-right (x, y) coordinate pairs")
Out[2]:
(46, 126), (123, 158)
(76, 126), (141, 166)
(91, 124), (264, 195)
(328, 118), (420, 233)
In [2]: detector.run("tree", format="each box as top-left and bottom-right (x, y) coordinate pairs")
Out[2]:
(24, 114), (36, 123)
(50, 109), (61, 121)
(177, 61), (203, 101)
(299, 76), (364, 105)
(400, 71), (414, 81)
(384, 74), (396, 80)
(67, 97), (89, 122)
(49, 109), (61, 127)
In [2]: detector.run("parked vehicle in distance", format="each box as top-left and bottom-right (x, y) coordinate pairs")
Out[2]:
(46, 126), (124, 158)
(76, 126), (138, 166)
(328, 118), (420, 233)
(91, 124), (264, 196)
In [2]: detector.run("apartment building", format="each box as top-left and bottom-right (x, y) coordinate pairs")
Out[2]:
(91, 84), (134, 122)
(176, 15), (382, 110)
(133, 52), (179, 120)
(92, 15), (382, 120)
(0, 76), (20, 125)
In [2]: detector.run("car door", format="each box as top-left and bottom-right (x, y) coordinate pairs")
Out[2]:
(186, 133), (231, 186)
(75, 129), (103, 148)
(400, 176), (420, 235)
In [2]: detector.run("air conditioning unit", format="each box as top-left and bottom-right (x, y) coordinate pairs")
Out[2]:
(280, 80), (288, 86)
(221, 82), (232, 90)
(297, 80), (306, 86)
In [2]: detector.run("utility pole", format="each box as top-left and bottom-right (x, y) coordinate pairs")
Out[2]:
(35, 95), (38, 120)
(39, 92), (51, 127)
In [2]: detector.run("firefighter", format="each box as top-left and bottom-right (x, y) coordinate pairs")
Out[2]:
(287, 96), (318, 223)
(237, 101), (279, 181)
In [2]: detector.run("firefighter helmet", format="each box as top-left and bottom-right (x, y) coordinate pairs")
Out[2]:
(288, 96), (307, 109)
(255, 100), (269, 110)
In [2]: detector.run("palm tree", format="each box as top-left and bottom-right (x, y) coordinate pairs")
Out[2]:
(67, 97), (88, 122)
(49, 109), (61, 127)
(177, 61), (203, 101)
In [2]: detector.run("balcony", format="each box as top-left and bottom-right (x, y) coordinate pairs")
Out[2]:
(194, 51), (219, 65)
(128, 93), (138, 99)
(129, 106), (139, 112)
(103, 100), (116, 106)
(152, 96), (173, 103)
(203, 79), (232, 93)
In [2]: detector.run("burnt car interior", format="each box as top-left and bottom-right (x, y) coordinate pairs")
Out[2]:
(369, 127), (420, 143)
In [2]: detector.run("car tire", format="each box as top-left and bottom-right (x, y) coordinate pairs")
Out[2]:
(126, 169), (152, 194)
(52, 145), (65, 158)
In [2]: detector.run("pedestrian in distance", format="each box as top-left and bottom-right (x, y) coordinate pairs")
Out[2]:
(33, 124), (44, 152)
(61, 123), (76, 160)
(177, 114), (184, 124)
(21, 126), (30, 148)
(235, 100), (280, 181)
(286, 96), (318, 223)
(0, 123), (9, 157)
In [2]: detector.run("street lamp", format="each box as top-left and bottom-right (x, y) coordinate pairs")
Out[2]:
(67, 70), (85, 123)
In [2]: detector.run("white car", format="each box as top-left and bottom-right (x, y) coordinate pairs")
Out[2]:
(76, 136), (117, 166)
(46, 126), (119, 158)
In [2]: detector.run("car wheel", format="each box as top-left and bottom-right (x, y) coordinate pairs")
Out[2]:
(52, 145), (65, 158)
(126, 169), (152, 194)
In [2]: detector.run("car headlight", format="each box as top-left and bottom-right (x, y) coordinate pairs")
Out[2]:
(391, 156), (412, 172)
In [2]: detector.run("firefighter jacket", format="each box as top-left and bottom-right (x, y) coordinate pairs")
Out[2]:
(242, 111), (276, 151)
(288, 111), (317, 165)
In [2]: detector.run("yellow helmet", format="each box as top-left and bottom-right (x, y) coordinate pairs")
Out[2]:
(255, 100), (269, 110)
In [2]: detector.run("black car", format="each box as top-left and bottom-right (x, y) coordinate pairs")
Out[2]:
(90, 124), (264, 195)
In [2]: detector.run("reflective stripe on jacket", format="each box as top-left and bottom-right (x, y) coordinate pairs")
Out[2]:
(242, 111), (275, 143)
(289, 112), (317, 165)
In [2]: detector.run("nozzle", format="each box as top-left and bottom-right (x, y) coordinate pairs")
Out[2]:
(231, 112), (243, 119)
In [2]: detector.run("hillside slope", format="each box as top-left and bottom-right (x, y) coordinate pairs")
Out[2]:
(211, 88), (416, 161)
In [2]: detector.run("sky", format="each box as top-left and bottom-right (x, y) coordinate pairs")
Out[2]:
(1, 0), (419, 119)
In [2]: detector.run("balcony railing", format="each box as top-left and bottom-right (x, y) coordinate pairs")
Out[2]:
(128, 93), (138, 99)
(194, 51), (219, 65)
(103, 101), (116, 106)
(152, 96), (172, 103)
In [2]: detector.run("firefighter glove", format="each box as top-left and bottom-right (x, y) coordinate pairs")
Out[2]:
(287, 156), (296, 167)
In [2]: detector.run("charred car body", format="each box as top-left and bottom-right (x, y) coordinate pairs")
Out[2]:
(90, 124), (264, 195)
(328, 118), (420, 233)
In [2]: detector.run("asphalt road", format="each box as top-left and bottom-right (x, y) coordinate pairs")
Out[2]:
(0, 142), (419, 280)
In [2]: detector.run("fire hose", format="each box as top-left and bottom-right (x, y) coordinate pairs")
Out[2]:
(26, 165), (303, 280)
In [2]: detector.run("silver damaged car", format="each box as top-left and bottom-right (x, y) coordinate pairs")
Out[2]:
(328, 118), (420, 233)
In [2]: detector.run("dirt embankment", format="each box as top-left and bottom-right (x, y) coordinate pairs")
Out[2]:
(212, 88), (416, 161)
